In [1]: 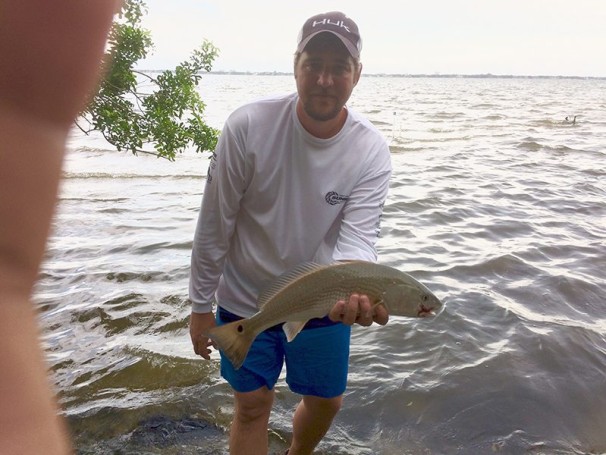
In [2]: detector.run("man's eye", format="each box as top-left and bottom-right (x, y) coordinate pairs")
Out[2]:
(306, 62), (323, 72)
(333, 66), (348, 76)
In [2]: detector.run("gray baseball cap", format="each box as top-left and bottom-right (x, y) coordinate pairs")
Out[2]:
(296, 11), (362, 58)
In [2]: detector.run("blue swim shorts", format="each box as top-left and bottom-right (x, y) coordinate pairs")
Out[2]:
(216, 307), (351, 398)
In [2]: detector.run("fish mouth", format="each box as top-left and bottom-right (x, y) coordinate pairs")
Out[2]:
(417, 305), (436, 318)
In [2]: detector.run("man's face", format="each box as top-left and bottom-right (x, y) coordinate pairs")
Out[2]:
(294, 33), (361, 122)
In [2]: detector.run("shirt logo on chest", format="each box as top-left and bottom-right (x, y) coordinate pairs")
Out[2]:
(325, 191), (349, 205)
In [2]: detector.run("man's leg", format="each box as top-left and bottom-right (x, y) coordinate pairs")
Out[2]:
(283, 322), (351, 455)
(230, 386), (275, 455)
(288, 394), (343, 455)
(215, 310), (284, 454)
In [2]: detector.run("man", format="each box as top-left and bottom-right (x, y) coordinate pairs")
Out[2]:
(189, 12), (391, 455)
(0, 1), (117, 453)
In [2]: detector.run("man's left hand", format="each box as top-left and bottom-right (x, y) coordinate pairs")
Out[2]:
(328, 293), (389, 326)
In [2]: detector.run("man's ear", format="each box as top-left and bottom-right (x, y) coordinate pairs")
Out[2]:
(354, 62), (363, 86)
(293, 52), (302, 80)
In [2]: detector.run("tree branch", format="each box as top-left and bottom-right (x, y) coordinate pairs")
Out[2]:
(133, 70), (156, 82)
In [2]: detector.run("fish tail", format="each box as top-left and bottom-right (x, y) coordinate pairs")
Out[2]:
(205, 320), (256, 370)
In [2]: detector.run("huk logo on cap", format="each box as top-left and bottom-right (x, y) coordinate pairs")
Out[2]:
(311, 18), (352, 34)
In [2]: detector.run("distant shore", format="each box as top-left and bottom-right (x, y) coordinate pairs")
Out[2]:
(139, 69), (606, 80)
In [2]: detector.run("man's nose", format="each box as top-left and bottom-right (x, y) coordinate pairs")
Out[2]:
(317, 68), (334, 87)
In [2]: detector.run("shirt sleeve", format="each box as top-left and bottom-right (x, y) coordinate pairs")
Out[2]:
(332, 142), (392, 263)
(188, 116), (248, 313)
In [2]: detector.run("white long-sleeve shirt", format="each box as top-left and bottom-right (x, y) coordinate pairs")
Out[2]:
(189, 92), (391, 317)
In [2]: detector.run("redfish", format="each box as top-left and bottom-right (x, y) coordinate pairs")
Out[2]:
(205, 261), (442, 370)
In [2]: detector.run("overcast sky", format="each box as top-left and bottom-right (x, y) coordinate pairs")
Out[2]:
(140, 0), (606, 77)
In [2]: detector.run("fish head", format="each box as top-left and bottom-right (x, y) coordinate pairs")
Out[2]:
(381, 282), (443, 318)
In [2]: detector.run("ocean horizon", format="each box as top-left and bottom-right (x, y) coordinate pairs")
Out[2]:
(139, 69), (606, 80)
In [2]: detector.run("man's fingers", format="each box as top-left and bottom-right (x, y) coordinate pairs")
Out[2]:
(354, 294), (373, 326)
(342, 294), (358, 325)
(329, 300), (346, 322)
(372, 303), (389, 325)
(330, 294), (390, 326)
(189, 311), (217, 359)
(195, 338), (214, 359)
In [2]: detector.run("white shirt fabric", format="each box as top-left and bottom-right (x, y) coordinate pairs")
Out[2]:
(189, 92), (391, 317)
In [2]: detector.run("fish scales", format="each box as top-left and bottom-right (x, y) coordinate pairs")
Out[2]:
(253, 265), (382, 326)
(205, 261), (442, 369)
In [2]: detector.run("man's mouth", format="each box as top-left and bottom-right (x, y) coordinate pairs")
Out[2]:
(312, 92), (335, 99)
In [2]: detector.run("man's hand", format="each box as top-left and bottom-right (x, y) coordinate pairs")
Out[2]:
(189, 311), (217, 359)
(328, 293), (389, 326)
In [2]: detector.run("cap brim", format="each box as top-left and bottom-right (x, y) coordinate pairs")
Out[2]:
(297, 30), (360, 59)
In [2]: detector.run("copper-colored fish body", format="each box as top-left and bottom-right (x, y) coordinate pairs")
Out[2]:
(206, 261), (442, 369)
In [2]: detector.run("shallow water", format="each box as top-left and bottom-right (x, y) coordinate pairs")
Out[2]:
(36, 74), (606, 454)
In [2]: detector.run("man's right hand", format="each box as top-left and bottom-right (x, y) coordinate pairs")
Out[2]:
(189, 311), (217, 359)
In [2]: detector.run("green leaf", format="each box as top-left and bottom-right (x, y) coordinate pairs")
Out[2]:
(79, 0), (220, 160)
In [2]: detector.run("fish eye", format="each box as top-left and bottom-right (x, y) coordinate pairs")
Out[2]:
(237, 324), (244, 333)
(422, 294), (429, 302)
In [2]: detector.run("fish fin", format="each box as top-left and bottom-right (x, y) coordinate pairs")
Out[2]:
(258, 262), (330, 308)
(372, 299), (384, 309)
(205, 320), (256, 370)
(372, 299), (387, 311)
(282, 320), (309, 342)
